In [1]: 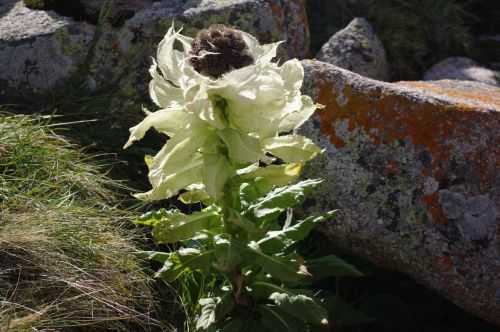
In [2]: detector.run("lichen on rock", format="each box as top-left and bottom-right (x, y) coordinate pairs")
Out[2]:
(299, 60), (500, 326)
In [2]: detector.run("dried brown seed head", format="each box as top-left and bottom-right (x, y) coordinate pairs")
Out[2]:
(190, 25), (254, 78)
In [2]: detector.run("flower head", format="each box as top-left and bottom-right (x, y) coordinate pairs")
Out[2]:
(190, 25), (254, 78)
(125, 24), (322, 201)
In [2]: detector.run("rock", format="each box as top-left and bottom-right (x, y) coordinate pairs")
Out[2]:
(424, 57), (499, 87)
(0, 0), (95, 96)
(299, 60), (500, 326)
(316, 18), (389, 81)
(80, 0), (154, 26)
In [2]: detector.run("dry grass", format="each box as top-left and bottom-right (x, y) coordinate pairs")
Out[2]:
(0, 114), (176, 331)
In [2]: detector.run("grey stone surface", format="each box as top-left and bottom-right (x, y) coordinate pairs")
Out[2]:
(81, 0), (154, 25)
(424, 57), (499, 87)
(316, 17), (389, 81)
(0, 0), (95, 96)
(299, 60), (500, 326)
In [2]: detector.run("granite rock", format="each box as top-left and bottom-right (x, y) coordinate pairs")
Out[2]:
(0, 0), (95, 96)
(300, 60), (500, 326)
(316, 18), (389, 81)
(424, 57), (499, 87)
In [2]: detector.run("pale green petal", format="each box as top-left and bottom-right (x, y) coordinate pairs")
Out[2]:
(149, 60), (184, 108)
(156, 26), (184, 86)
(186, 93), (228, 129)
(240, 31), (262, 59)
(263, 135), (322, 162)
(217, 128), (263, 164)
(279, 95), (317, 133)
(225, 104), (281, 137)
(124, 108), (192, 149)
(214, 65), (287, 137)
(239, 31), (283, 64)
(135, 124), (214, 201)
(178, 183), (213, 205)
(280, 59), (304, 92)
(135, 156), (203, 201)
(258, 41), (284, 64)
(202, 153), (235, 200)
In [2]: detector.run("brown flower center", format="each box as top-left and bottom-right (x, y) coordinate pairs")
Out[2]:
(190, 25), (254, 78)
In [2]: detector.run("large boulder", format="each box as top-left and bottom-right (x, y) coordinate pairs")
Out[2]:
(300, 60), (500, 326)
(316, 18), (389, 81)
(0, 0), (95, 97)
(424, 57), (499, 87)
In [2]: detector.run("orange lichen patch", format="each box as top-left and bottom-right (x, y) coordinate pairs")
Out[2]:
(400, 81), (500, 109)
(316, 78), (500, 177)
(315, 75), (500, 223)
(422, 193), (448, 225)
(316, 101), (346, 148)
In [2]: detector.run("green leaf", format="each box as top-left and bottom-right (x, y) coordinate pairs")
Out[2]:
(138, 250), (170, 264)
(257, 211), (335, 254)
(263, 135), (322, 163)
(156, 248), (215, 282)
(258, 305), (308, 332)
(240, 163), (303, 192)
(269, 292), (329, 326)
(179, 183), (213, 205)
(250, 281), (302, 301)
(150, 206), (221, 244)
(245, 243), (310, 283)
(306, 255), (363, 279)
(196, 294), (235, 331)
(245, 179), (323, 225)
(217, 128), (263, 164)
(203, 152), (235, 200)
(135, 208), (170, 227)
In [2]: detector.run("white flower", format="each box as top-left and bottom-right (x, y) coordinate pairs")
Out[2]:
(125, 25), (322, 201)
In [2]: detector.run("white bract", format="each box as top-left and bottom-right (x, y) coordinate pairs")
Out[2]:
(125, 26), (322, 201)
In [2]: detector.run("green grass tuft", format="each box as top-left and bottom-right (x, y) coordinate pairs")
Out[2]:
(0, 114), (176, 331)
